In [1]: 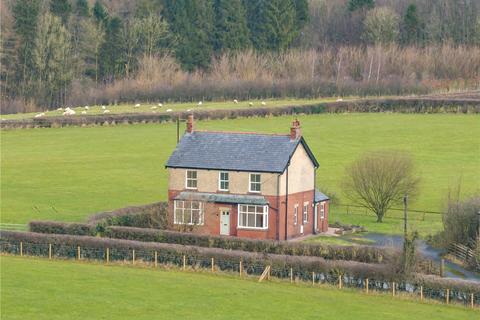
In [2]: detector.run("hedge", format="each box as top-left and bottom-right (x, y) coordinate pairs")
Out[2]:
(29, 221), (95, 236)
(2, 98), (478, 129)
(103, 226), (394, 264)
(1, 230), (479, 305)
(87, 202), (168, 232)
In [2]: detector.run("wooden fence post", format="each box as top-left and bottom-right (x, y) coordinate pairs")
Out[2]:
(20, 242), (23, 256)
(420, 286), (423, 301)
(49, 244), (52, 259)
(312, 272), (315, 285)
(154, 251), (158, 267)
(132, 249), (135, 264)
(365, 278), (369, 293)
(239, 260), (243, 277)
(339, 275), (343, 289)
(106, 248), (110, 263)
(77, 246), (80, 260)
(471, 293), (474, 309)
(183, 255), (186, 270)
(290, 268), (293, 283)
(392, 282), (396, 296)
(446, 289), (449, 304)
(440, 259), (445, 277)
(211, 258), (215, 272)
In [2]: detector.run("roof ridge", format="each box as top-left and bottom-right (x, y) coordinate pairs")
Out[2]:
(195, 129), (290, 137)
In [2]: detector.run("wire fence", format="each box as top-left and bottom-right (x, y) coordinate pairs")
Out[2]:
(1, 239), (478, 309)
(333, 204), (445, 222)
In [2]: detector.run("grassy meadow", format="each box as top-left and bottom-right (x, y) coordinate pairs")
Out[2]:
(1, 255), (477, 320)
(0, 97), (341, 120)
(1, 113), (479, 235)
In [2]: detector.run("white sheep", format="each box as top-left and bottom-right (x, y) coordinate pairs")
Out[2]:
(261, 101), (266, 106)
(151, 106), (158, 110)
(56, 107), (63, 111)
(84, 106), (89, 110)
(166, 109), (172, 112)
(336, 98), (343, 102)
(81, 111), (87, 115)
(198, 101), (203, 106)
(158, 103), (163, 107)
(34, 112), (45, 118)
(233, 99), (238, 104)
(101, 105), (106, 110)
(249, 102), (253, 106)
(134, 103), (141, 108)
(63, 109), (76, 116)
(103, 109), (110, 114)
(186, 109), (192, 112)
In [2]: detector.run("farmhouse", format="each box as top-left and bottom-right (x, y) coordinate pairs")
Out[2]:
(165, 115), (329, 240)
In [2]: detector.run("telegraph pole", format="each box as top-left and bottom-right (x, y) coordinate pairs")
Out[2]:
(403, 194), (408, 239)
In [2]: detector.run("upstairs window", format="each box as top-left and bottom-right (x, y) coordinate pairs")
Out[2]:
(186, 170), (197, 189)
(303, 202), (309, 224)
(249, 173), (261, 193)
(219, 172), (229, 191)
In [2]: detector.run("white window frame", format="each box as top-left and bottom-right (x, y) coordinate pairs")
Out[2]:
(303, 202), (309, 224)
(185, 170), (198, 189)
(237, 204), (268, 230)
(173, 200), (204, 225)
(249, 173), (261, 193)
(320, 202), (325, 220)
(293, 204), (298, 226)
(218, 171), (229, 191)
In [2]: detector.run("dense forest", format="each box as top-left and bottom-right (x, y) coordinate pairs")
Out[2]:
(1, 0), (479, 113)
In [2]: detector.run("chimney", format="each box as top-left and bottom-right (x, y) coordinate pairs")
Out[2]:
(290, 119), (301, 140)
(186, 114), (194, 133)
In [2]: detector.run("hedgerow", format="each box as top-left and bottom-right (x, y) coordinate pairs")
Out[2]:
(103, 226), (393, 264)
(29, 221), (95, 236)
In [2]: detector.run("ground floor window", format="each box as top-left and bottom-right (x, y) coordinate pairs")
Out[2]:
(174, 200), (204, 225)
(238, 204), (268, 229)
(320, 202), (325, 219)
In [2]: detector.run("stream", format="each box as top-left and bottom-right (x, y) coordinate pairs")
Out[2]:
(342, 232), (480, 282)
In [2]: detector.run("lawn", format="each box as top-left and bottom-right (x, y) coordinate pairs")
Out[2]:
(0, 97), (340, 120)
(1, 113), (478, 236)
(1, 256), (477, 320)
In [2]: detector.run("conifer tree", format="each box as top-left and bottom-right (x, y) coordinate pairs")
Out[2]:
(50, 0), (72, 25)
(401, 4), (423, 45)
(213, 0), (250, 52)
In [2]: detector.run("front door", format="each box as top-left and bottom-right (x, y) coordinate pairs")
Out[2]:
(220, 210), (230, 235)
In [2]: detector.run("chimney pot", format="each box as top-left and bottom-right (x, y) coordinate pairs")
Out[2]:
(186, 114), (194, 133)
(290, 119), (301, 140)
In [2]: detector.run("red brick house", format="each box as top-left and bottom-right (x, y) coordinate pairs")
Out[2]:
(165, 115), (329, 240)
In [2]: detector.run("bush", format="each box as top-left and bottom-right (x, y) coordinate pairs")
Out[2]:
(103, 226), (394, 264)
(87, 202), (168, 233)
(29, 221), (95, 236)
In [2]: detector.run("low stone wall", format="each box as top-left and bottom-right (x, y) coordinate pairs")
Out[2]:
(1, 97), (479, 129)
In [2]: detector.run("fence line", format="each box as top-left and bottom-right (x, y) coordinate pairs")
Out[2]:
(334, 204), (445, 222)
(1, 240), (478, 309)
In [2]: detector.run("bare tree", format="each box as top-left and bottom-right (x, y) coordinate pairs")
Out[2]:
(342, 151), (420, 222)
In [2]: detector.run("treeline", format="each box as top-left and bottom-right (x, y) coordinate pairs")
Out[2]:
(1, 0), (479, 112)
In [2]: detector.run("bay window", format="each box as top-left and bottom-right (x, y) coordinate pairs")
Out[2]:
(174, 200), (204, 225)
(238, 204), (268, 229)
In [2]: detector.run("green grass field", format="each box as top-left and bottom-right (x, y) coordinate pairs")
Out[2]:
(1, 255), (477, 320)
(1, 97), (340, 120)
(1, 113), (479, 235)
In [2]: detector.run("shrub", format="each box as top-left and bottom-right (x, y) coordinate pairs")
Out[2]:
(87, 202), (168, 233)
(103, 226), (394, 264)
(29, 221), (95, 236)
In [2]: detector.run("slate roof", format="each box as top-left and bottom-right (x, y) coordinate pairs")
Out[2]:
(175, 191), (269, 205)
(314, 189), (330, 202)
(166, 131), (318, 173)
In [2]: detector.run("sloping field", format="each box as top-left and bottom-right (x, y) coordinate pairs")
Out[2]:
(1, 113), (479, 235)
(1, 256), (477, 320)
